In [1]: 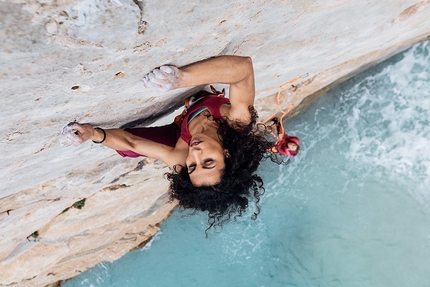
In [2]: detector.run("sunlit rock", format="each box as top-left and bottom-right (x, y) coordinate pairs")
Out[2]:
(1, 0), (430, 286)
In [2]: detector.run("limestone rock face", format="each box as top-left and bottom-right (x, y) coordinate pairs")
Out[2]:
(1, 0), (430, 286)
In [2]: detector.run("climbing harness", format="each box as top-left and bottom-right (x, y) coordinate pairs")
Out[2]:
(257, 73), (308, 156)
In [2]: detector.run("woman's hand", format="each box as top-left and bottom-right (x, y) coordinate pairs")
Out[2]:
(142, 65), (181, 92)
(60, 122), (96, 146)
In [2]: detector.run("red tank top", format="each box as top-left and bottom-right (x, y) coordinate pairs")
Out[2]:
(180, 95), (229, 145)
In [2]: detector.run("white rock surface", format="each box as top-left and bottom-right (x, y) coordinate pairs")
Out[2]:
(1, 0), (430, 286)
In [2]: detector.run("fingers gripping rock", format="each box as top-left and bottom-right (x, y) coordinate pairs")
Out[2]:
(59, 123), (85, 147)
(142, 65), (180, 92)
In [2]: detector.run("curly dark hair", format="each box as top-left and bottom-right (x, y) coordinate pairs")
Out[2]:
(165, 106), (284, 235)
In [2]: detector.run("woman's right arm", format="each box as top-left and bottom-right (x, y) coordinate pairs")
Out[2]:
(70, 123), (185, 168)
(143, 55), (255, 124)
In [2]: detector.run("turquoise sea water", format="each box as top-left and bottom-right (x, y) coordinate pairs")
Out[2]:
(63, 41), (430, 287)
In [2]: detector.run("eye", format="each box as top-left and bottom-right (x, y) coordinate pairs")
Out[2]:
(188, 164), (196, 173)
(204, 159), (213, 164)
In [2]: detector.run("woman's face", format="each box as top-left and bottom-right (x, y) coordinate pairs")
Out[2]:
(186, 133), (226, 187)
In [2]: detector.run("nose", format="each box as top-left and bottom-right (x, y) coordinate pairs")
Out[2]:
(189, 148), (202, 161)
(187, 148), (201, 165)
(188, 146), (201, 158)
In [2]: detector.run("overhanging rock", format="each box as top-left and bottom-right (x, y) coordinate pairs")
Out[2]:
(1, 0), (430, 286)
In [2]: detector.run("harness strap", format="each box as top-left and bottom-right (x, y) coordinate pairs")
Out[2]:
(174, 86), (225, 127)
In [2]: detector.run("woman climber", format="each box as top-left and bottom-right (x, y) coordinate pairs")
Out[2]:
(63, 55), (299, 233)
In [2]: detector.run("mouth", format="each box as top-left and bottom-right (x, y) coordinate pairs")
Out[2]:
(190, 139), (202, 147)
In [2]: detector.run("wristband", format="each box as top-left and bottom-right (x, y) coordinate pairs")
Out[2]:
(92, 127), (106, 144)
